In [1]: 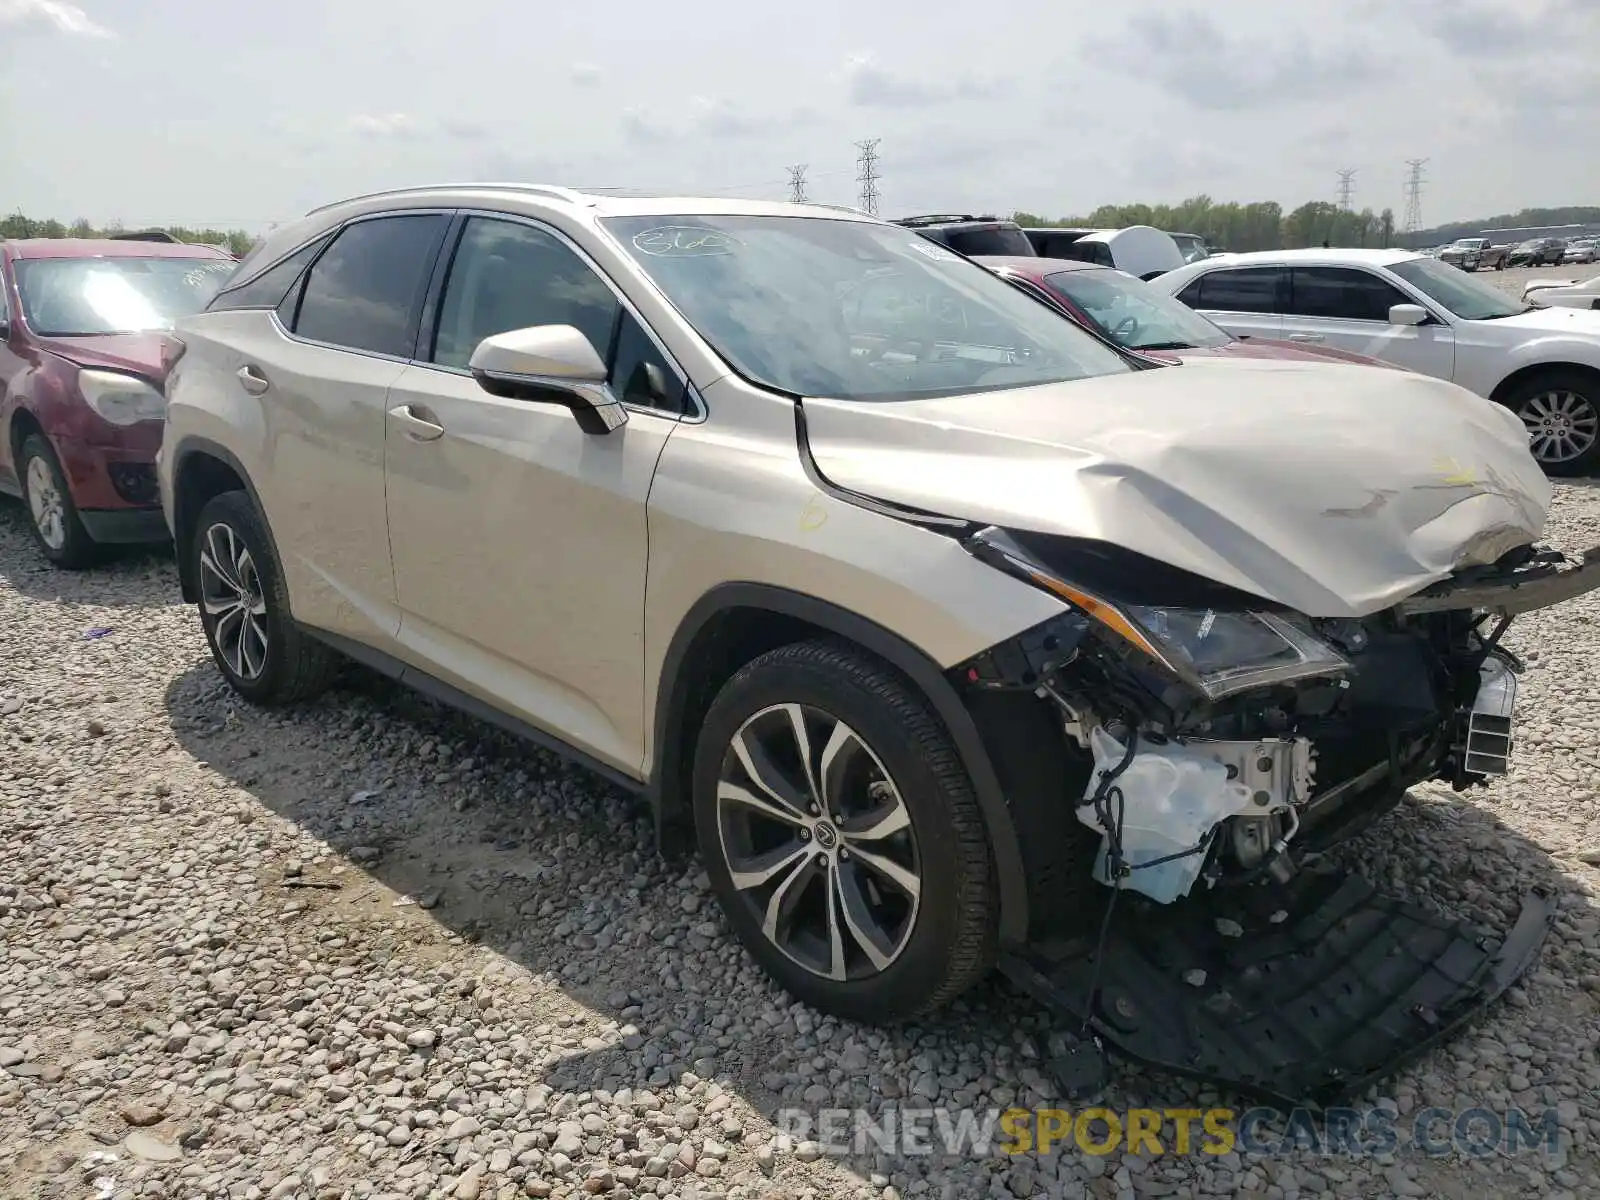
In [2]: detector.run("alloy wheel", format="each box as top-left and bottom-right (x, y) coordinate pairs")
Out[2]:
(199, 521), (269, 681)
(1519, 390), (1599, 466)
(715, 703), (921, 982)
(25, 456), (67, 551)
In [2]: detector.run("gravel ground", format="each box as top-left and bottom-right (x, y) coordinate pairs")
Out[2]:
(3, 272), (1599, 1199)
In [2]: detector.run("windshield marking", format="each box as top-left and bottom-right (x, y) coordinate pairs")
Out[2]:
(632, 227), (741, 257)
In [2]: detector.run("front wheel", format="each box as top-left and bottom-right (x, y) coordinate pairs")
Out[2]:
(693, 640), (996, 1023)
(1503, 368), (1600, 477)
(17, 434), (97, 569)
(191, 490), (340, 704)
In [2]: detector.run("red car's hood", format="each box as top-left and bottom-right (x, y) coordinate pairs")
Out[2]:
(1143, 339), (1400, 369)
(34, 332), (178, 382)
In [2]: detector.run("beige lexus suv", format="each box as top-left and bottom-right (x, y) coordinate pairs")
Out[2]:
(160, 184), (1597, 1103)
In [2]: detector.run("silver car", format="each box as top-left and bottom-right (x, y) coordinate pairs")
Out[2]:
(158, 185), (1596, 1105)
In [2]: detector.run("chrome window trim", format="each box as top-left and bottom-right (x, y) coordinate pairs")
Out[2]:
(265, 206), (706, 422)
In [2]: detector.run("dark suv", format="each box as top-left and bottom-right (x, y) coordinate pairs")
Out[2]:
(1508, 238), (1566, 267)
(0, 238), (236, 566)
(891, 214), (1035, 257)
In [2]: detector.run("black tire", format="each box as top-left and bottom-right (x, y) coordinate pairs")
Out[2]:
(692, 639), (996, 1023)
(190, 490), (340, 704)
(1500, 367), (1600, 477)
(17, 433), (98, 569)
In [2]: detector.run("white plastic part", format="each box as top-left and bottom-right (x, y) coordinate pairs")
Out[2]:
(1463, 655), (1516, 775)
(1077, 726), (1252, 904)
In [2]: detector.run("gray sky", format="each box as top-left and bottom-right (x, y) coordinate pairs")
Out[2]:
(2, 0), (1595, 233)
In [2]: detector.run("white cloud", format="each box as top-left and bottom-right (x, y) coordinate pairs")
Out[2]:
(0, 0), (113, 37)
(348, 113), (421, 139)
(844, 53), (1002, 108)
(571, 63), (602, 87)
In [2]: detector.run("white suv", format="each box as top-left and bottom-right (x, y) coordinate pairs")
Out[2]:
(1159, 248), (1600, 475)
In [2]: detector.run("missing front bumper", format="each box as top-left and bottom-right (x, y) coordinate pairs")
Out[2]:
(1000, 868), (1553, 1109)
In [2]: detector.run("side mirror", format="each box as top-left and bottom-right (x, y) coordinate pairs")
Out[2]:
(1389, 304), (1429, 327)
(469, 324), (627, 435)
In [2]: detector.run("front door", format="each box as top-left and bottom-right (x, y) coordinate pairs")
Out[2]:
(384, 214), (689, 775)
(1282, 267), (1456, 379)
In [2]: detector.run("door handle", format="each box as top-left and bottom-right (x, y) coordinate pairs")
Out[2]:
(387, 403), (445, 441)
(236, 365), (270, 395)
(1288, 333), (1325, 343)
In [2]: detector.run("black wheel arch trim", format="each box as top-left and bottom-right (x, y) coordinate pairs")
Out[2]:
(169, 436), (284, 605)
(649, 581), (1030, 944)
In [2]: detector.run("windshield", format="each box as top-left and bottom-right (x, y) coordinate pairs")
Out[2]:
(601, 216), (1132, 401)
(16, 256), (236, 336)
(1042, 267), (1232, 350)
(1388, 256), (1526, 320)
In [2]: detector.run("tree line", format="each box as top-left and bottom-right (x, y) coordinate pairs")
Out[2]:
(1012, 200), (1600, 254)
(7, 200), (1598, 259)
(1, 213), (255, 257)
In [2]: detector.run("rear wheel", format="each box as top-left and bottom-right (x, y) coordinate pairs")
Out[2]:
(18, 434), (97, 569)
(693, 640), (996, 1023)
(1503, 368), (1600, 476)
(191, 490), (340, 704)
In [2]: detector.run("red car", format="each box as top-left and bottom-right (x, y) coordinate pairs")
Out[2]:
(1, 238), (236, 567)
(976, 255), (1395, 369)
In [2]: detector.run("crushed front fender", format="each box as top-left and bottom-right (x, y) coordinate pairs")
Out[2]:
(999, 868), (1555, 1110)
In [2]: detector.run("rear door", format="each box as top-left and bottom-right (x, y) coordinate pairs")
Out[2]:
(199, 212), (452, 644)
(1173, 266), (1288, 340)
(1283, 266), (1455, 379)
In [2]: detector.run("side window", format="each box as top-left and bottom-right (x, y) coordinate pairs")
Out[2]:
(431, 217), (622, 370)
(1196, 268), (1287, 314)
(292, 215), (449, 357)
(206, 234), (330, 313)
(1175, 278), (1205, 307)
(1289, 267), (1409, 322)
(610, 311), (687, 414)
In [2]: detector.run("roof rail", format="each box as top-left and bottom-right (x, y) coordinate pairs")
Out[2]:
(304, 182), (592, 217)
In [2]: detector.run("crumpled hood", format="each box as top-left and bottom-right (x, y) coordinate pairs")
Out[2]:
(35, 332), (175, 382)
(802, 358), (1552, 618)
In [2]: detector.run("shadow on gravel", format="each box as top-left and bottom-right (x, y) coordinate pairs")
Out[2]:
(158, 658), (1069, 1126)
(157, 629), (1586, 1180)
(0, 500), (181, 609)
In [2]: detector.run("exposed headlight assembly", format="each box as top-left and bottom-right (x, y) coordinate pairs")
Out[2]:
(78, 369), (166, 425)
(967, 527), (1349, 700)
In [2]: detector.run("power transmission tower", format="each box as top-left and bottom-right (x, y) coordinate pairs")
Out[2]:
(1335, 168), (1357, 211)
(855, 139), (882, 216)
(1402, 158), (1427, 235)
(787, 165), (809, 204)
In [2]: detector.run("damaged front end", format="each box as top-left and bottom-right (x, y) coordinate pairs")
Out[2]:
(958, 527), (1596, 1106)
